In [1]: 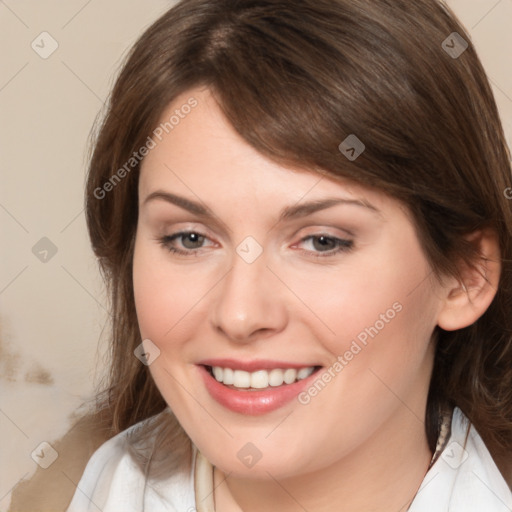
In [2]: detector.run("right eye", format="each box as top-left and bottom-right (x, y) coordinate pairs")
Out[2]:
(158, 231), (215, 255)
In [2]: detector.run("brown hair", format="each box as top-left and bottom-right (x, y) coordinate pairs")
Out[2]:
(85, 0), (512, 475)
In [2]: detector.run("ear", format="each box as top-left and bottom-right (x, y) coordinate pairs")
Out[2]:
(436, 229), (501, 331)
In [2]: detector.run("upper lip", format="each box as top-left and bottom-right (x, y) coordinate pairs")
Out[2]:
(198, 358), (320, 372)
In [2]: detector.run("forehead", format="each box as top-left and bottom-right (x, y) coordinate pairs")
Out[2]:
(138, 87), (393, 215)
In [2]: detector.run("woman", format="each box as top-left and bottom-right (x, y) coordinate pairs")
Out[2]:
(66, 0), (512, 510)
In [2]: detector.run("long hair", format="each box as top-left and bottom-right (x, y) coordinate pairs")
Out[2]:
(85, 0), (512, 473)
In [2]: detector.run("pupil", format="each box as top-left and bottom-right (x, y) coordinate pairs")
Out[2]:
(183, 233), (204, 249)
(313, 236), (334, 251)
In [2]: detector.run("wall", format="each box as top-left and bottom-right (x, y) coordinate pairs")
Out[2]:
(1, 0), (511, 510)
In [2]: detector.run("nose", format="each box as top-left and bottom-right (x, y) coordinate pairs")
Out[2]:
(210, 249), (288, 343)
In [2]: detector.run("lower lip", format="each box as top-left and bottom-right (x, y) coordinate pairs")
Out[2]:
(198, 365), (320, 415)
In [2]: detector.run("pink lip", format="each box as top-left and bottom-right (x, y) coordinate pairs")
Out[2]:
(198, 358), (317, 372)
(197, 363), (321, 415)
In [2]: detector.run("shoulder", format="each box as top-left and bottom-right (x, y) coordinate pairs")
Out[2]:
(65, 419), (149, 512)
(409, 407), (512, 511)
(65, 410), (196, 512)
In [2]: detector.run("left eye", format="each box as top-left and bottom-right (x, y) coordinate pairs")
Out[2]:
(298, 235), (354, 255)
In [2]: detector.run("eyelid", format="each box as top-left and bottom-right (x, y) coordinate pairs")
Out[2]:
(292, 233), (354, 256)
(291, 223), (356, 240)
(155, 220), (217, 239)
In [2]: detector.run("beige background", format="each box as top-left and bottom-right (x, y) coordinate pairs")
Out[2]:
(1, 0), (511, 510)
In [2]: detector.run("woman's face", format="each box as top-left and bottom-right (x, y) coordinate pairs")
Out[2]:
(133, 87), (446, 479)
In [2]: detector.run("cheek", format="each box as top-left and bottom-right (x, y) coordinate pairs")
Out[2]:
(289, 240), (438, 385)
(132, 237), (206, 414)
(132, 237), (209, 343)
(281, 257), (438, 471)
(132, 250), (171, 342)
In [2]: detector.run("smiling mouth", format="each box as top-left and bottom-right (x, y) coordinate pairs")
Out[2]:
(204, 365), (322, 391)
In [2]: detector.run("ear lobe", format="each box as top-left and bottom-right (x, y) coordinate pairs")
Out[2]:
(436, 229), (501, 332)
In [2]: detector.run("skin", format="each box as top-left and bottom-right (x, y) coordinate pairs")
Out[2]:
(132, 87), (501, 512)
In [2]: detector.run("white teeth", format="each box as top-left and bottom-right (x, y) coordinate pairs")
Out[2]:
(210, 365), (316, 389)
(250, 370), (269, 389)
(223, 367), (234, 385)
(283, 368), (297, 384)
(212, 366), (223, 381)
(268, 368), (284, 387)
(297, 367), (315, 380)
(233, 370), (251, 388)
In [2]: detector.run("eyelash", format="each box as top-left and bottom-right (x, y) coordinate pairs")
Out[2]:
(157, 231), (354, 258)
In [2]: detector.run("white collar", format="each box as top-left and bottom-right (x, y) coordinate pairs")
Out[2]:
(193, 408), (512, 511)
(408, 407), (512, 511)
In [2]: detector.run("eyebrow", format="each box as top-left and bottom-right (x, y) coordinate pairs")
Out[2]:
(142, 190), (381, 222)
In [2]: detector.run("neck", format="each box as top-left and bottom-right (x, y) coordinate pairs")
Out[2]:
(213, 406), (433, 512)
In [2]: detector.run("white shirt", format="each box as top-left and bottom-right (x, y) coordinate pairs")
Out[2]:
(66, 407), (512, 511)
